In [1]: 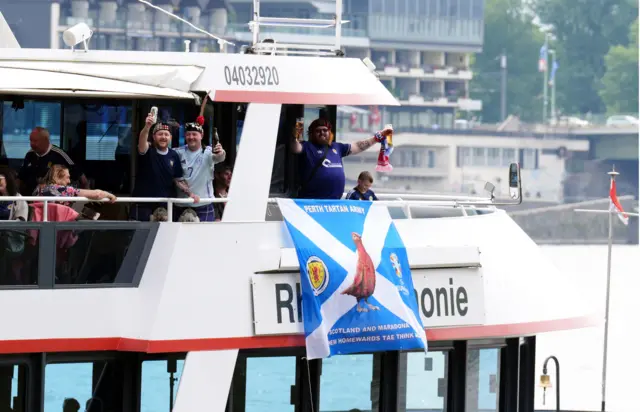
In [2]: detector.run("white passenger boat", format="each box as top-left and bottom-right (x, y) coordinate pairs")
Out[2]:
(0, 5), (597, 412)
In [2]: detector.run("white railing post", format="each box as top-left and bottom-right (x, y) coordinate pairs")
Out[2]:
(167, 200), (173, 222)
(43, 200), (48, 222)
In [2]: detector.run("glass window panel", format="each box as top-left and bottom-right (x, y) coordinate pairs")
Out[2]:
(44, 363), (93, 412)
(246, 356), (296, 412)
(141, 359), (185, 412)
(522, 148), (537, 169)
(502, 148), (516, 166)
(471, 147), (486, 166)
(487, 148), (501, 167)
(405, 351), (447, 411)
(2, 101), (62, 159)
(0, 363), (27, 412)
(465, 348), (500, 412)
(320, 354), (373, 411)
(0, 227), (39, 286)
(54, 228), (150, 286)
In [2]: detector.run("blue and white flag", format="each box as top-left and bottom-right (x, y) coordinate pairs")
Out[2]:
(277, 198), (428, 359)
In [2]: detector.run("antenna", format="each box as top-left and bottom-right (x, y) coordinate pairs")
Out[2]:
(136, 0), (234, 47)
(247, 0), (349, 57)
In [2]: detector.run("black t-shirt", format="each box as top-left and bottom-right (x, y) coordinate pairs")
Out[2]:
(132, 147), (184, 198)
(18, 145), (81, 195)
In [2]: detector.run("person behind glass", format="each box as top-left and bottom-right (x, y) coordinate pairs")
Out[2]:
(213, 163), (232, 221)
(173, 117), (226, 221)
(34, 164), (116, 208)
(130, 112), (198, 221)
(290, 118), (391, 199)
(346, 171), (378, 201)
(0, 166), (28, 221)
(17, 126), (89, 196)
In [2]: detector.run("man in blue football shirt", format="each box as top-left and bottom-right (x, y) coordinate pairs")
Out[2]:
(346, 171), (378, 201)
(291, 118), (389, 199)
(129, 112), (198, 221)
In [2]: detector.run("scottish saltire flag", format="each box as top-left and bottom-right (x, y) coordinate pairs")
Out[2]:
(277, 198), (428, 359)
(538, 44), (548, 72)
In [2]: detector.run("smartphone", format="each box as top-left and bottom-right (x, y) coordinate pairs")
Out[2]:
(150, 106), (158, 123)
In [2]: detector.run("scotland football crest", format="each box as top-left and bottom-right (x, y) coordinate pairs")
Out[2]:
(277, 199), (428, 359)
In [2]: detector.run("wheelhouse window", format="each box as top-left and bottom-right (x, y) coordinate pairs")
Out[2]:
(0, 361), (27, 412)
(246, 356), (296, 411)
(465, 348), (500, 412)
(405, 351), (448, 411)
(140, 358), (185, 412)
(320, 354), (374, 411)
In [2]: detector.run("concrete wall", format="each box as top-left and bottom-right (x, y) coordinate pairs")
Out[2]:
(0, 0), (53, 48)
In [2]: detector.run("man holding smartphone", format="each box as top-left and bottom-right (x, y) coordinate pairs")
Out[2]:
(129, 108), (197, 221)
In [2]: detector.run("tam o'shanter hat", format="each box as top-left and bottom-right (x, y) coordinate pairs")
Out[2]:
(152, 122), (173, 135)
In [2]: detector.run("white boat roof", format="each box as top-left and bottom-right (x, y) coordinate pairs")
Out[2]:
(0, 48), (399, 105)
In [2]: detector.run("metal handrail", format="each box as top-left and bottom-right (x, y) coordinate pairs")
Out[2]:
(0, 195), (496, 222)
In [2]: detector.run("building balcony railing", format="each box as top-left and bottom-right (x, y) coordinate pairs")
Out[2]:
(59, 12), (484, 46)
(378, 64), (472, 80)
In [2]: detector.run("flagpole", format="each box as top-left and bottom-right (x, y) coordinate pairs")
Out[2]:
(550, 50), (556, 124)
(542, 33), (549, 124)
(600, 166), (618, 412)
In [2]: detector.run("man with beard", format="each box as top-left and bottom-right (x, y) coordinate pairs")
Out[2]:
(129, 112), (197, 221)
(291, 118), (390, 199)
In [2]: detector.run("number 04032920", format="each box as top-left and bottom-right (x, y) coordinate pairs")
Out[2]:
(223, 65), (280, 86)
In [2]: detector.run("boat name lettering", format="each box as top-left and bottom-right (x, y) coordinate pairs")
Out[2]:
(275, 282), (302, 324)
(414, 277), (469, 318)
(273, 278), (468, 325)
(223, 65), (280, 87)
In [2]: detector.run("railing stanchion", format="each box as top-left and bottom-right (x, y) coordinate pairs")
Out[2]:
(167, 200), (173, 222)
(43, 200), (48, 222)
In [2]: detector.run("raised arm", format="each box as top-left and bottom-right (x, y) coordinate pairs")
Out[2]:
(290, 134), (303, 154)
(138, 112), (155, 154)
(212, 143), (226, 164)
(349, 126), (393, 155)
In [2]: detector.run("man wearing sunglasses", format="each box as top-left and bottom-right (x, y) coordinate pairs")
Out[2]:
(291, 118), (390, 200)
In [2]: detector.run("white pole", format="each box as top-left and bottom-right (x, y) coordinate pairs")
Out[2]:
(600, 166), (618, 412)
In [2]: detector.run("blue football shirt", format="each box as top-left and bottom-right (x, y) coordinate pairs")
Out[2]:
(297, 141), (351, 200)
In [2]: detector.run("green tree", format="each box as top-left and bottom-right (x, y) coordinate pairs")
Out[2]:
(532, 0), (638, 114)
(600, 18), (639, 114)
(470, 0), (546, 123)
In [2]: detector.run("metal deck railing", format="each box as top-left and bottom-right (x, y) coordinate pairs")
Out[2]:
(0, 193), (497, 222)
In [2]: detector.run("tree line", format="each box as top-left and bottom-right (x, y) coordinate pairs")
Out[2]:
(470, 0), (638, 123)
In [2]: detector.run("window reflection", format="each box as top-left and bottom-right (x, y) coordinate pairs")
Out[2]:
(246, 357), (295, 412)
(465, 348), (500, 412)
(320, 354), (373, 411)
(54, 228), (149, 286)
(405, 351), (447, 411)
(0, 228), (39, 286)
(2, 100), (62, 159)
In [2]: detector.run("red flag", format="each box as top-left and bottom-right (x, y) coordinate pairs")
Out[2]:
(609, 179), (628, 225)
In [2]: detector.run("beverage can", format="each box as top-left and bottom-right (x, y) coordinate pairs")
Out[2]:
(384, 123), (393, 145)
(150, 106), (158, 123)
(295, 117), (304, 141)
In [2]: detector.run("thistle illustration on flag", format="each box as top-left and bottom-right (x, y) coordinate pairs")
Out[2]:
(277, 198), (428, 359)
(609, 178), (628, 225)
